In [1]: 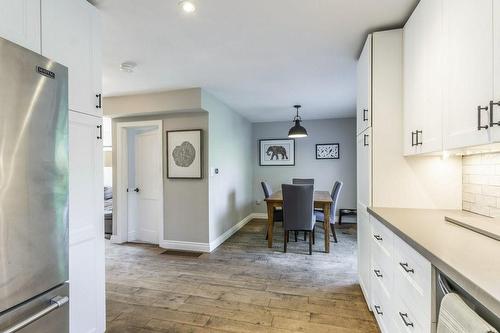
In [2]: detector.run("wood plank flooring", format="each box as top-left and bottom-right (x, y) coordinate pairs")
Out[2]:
(106, 219), (379, 333)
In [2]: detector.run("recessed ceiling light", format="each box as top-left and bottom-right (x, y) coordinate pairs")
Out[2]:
(179, 0), (196, 13)
(120, 61), (136, 73)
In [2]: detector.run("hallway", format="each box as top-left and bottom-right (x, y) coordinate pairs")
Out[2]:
(106, 219), (378, 332)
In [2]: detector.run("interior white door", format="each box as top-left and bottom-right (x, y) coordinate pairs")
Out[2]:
(490, 0), (500, 142)
(68, 111), (105, 333)
(41, 0), (101, 117)
(443, 0), (493, 150)
(403, 0), (444, 155)
(131, 129), (162, 244)
(357, 35), (372, 135)
(0, 0), (40, 53)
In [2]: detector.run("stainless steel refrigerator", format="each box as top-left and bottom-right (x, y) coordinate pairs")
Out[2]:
(0, 36), (69, 332)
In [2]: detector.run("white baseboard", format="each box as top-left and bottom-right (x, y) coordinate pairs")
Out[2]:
(209, 213), (259, 251)
(252, 212), (268, 219)
(159, 240), (210, 253)
(110, 235), (124, 244)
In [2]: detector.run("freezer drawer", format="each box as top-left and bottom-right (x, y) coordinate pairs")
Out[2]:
(0, 283), (69, 333)
(0, 36), (69, 313)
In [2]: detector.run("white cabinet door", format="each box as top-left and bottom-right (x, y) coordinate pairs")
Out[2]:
(443, 0), (492, 150)
(357, 129), (372, 305)
(69, 111), (105, 333)
(403, 0), (444, 155)
(0, 0), (40, 53)
(41, 0), (102, 117)
(357, 35), (372, 135)
(490, 0), (500, 142)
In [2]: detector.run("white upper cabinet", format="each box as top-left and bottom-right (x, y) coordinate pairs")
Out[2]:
(41, 0), (102, 117)
(490, 1), (500, 142)
(357, 35), (372, 135)
(443, 0), (493, 150)
(403, 0), (444, 155)
(0, 0), (40, 53)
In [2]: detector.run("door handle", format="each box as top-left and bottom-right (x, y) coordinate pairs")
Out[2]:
(363, 109), (368, 121)
(133, 188), (140, 193)
(363, 134), (369, 147)
(415, 130), (422, 145)
(399, 312), (414, 327)
(0, 296), (69, 333)
(478, 105), (489, 130)
(490, 100), (500, 127)
(96, 93), (102, 109)
(97, 125), (103, 140)
(399, 262), (415, 274)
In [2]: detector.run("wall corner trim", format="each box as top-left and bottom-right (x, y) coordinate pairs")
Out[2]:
(110, 235), (124, 244)
(159, 240), (211, 253)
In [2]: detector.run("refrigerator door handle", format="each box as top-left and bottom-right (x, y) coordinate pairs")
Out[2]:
(0, 296), (69, 333)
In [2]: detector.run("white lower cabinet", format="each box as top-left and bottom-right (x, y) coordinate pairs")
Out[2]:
(369, 215), (433, 333)
(69, 111), (105, 333)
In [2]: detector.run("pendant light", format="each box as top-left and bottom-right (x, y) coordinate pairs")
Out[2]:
(288, 105), (308, 138)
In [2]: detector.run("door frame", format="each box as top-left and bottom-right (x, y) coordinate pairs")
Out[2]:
(113, 120), (164, 244)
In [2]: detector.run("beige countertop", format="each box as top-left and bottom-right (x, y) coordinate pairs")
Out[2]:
(367, 207), (500, 317)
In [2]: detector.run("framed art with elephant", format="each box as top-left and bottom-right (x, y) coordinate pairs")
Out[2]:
(259, 139), (295, 166)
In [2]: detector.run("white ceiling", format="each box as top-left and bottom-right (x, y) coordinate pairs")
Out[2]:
(95, 0), (417, 122)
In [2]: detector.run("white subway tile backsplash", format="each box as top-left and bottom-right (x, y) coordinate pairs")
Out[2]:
(463, 152), (500, 217)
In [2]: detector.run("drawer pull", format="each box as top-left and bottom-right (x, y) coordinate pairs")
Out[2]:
(373, 234), (383, 241)
(374, 269), (383, 278)
(399, 262), (415, 274)
(399, 312), (414, 327)
(374, 305), (383, 315)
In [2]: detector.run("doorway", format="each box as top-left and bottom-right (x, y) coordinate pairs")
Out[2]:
(115, 120), (164, 245)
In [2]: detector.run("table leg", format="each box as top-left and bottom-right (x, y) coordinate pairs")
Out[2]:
(323, 203), (330, 253)
(267, 203), (274, 248)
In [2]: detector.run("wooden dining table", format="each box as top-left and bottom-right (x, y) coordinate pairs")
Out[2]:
(265, 190), (333, 253)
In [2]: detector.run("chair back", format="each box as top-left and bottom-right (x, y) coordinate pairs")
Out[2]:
(282, 184), (314, 231)
(330, 181), (343, 223)
(261, 181), (273, 198)
(292, 178), (314, 185)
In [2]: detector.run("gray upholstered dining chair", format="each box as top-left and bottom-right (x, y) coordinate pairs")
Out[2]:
(261, 181), (283, 240)
(292, 178), (314, 185)
(282, 184), (316, 255)
(315, 181), (343, 243)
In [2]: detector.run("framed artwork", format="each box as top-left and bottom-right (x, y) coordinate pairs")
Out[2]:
(316, 143), (339, 159)
(259, 139), (295, 166)
(166, 129), (203, 179)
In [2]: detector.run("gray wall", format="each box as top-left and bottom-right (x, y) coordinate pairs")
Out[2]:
(203, 91), (254, 242)
(252, 118), (357, 218)
(112, 112), (210, 243)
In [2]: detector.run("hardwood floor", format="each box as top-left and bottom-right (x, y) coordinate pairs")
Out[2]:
(106, 219), (379, 333)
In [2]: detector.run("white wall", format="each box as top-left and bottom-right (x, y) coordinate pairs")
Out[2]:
(252, 118), (357, 219)
(202, 91), (254, 244)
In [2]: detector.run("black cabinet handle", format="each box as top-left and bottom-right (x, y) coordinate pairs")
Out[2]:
(374, 269), (383, 278)
(411, 131), (416, 147)
(399, 262), (415, 274)
(373, 234), (382, 241)
(490, 100), (500, 127)
(97, 125), (102, 140)
(416, 130), (423, 145)
(133, 188), (140, 193)
(363, 109), (368, 121)
(374, 305), (383, 315)
(96, 94), (102, 109)
(478, 105), (489, 130)
(399, 312), (414, 327)
(363, 134), (369, 147)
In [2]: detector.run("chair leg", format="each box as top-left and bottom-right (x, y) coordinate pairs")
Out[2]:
(309, 231), (312, 255)
(284, 232), (287, 253)
(286, 231), (289, 243)
(303, 232), (306, 241)
(312, 227), (315, 245)
(331, 224), (338, 243)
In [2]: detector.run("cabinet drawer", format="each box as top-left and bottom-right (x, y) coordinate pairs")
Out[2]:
(371, 216), (394, 256)
(372, 256), (393, 298)
(371, 285), (393, 333)
(393, 296), (427, 333)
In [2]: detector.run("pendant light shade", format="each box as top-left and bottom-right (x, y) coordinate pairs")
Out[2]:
(288, 105), (308, 138)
